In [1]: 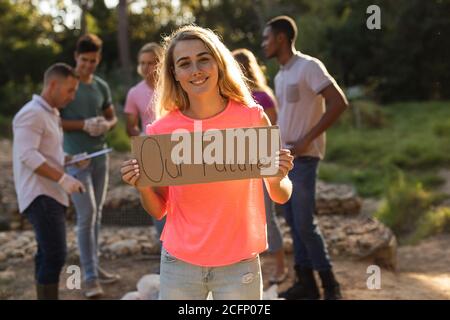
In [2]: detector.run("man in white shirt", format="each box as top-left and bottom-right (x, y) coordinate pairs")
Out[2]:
(13, 63), (86, 299)
(262, 15), (348, 300)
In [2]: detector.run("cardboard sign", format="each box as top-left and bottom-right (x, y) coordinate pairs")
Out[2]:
(131, 126), (281, 187)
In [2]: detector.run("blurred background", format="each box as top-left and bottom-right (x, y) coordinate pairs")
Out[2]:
(1, 0), (450, 247)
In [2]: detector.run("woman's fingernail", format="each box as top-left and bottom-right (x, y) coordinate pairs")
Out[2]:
(134, 164), (138, 168)
(275, 151), (280, 155)
(132, 159), (137, 163)
(134, 169), (139, 173)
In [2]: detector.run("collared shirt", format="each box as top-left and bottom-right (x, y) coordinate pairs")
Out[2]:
(275, 51), (336, 159)
(13, 94), (68, 213)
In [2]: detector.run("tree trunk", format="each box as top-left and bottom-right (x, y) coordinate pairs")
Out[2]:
(76, 0), (89, 34)
(117, 0), (132, 86)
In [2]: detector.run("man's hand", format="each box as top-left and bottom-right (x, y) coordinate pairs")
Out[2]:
(287, 136), (311, 157)
(83, 116), (111, 137)
(66, 152), (91, 169)
(95, 116), (111, 135)
(58, 173), (86, 194)
(83, 117), (104, 136)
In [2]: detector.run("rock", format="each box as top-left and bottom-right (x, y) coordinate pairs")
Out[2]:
(121, 291), (141, 300)
(317, 215), (397, 269)
(0, 270), (16, 282)
(105, 239), (140, 257)
(0, 252), (7, 263)
(137, 274), (160, 300)
(263, 284), (284, 300)
(141, 243), (159, 255)
(315, 181), (362, 215)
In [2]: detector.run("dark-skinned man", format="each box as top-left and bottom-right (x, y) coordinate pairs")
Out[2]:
(262, 15), (348, 300)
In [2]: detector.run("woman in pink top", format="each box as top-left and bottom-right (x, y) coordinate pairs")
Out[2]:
(124, 42), (166, 238)
(121, 26), (293, 300)
(124, 42), (163, 136)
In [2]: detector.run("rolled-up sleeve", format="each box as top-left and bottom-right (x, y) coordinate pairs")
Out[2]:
(13, 110), (46, 171)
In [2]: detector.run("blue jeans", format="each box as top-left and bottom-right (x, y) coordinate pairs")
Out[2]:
(67, 154), (108, 282)
(153, 216), (166, 240)
(282, 156), (332, 271)
(159, 248), (262, 300)
(263, 184), (283, 253)
(24, 195), (67, 284)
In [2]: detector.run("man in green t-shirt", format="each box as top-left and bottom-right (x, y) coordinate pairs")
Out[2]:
(60, 34), (119, 299)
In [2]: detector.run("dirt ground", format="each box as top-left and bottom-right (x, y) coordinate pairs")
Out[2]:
(1, 234), (449, 300)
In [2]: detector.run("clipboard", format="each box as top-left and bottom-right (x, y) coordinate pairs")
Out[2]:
(66, 148), (113, 165)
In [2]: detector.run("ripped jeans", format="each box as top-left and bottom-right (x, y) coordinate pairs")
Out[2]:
(159, 248), (262, 300)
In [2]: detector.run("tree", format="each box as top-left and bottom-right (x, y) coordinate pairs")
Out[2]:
(117, 0), (132, 86)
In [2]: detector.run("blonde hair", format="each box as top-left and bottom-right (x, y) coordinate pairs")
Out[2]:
(137, 42), (163, 77)
(154, 25), (254, 118)
(232, 48), (277, 103)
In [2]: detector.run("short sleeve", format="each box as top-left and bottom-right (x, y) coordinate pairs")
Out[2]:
(253, 91), (275, 110)
(96, 78), (112, 110)
(103, 84), (113, 110)
(145, 120), (158, 135)
(124, 89), (138, 115)
(250, 104), (265, 127)
(305, 59), (335, 94)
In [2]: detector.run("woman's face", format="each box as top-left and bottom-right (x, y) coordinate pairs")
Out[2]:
(172, 39), (219, 99)
(139, 51), (158, 82)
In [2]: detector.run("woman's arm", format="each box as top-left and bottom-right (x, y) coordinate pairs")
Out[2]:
(260, 113), (293, 204)
(121, 159), (168, 219)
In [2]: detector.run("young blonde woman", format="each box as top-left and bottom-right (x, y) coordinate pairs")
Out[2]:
(233, 48), (288, 285)
(121, 25), (294, 300)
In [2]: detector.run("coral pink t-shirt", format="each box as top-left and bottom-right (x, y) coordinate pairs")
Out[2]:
(124, 81), (155, 133)
(146, 99), (268, 267)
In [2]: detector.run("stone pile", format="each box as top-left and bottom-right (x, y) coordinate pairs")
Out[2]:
(0, 226), (160, 266)
(315, 181), (362, 215)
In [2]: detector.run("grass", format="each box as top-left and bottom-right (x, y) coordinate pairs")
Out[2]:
(322, 100), (450, 242)
(321, 100), (450, 197)
(409, 206), (450, 244)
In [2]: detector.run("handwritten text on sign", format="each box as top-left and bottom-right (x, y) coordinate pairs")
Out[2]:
(131, 125), (280, 187)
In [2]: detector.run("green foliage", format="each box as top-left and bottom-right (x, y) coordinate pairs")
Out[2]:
(433, 120), (450, 137)
(319, 163), (386, 197)
(0, 0), (61, 116)
(337, 100), (387, 129)
(410, 207), (450, 244)
(322, 100), (450, 197)
(375, 172), (437, 239)
(0, 78), (41, 116)
(1, 0), (449, 114)
(105, 118), (130, 153)
(0, 114), (12, 138)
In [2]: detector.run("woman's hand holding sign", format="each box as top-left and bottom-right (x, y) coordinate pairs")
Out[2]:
(121, 159), (140, 187)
